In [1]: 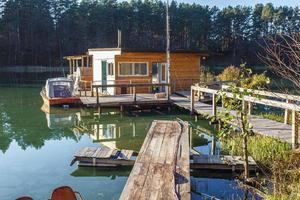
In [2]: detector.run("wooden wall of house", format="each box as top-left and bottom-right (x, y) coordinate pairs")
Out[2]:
(114, 52), (203, 94)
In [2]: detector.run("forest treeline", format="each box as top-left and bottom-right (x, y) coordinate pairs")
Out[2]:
(0, 0), (299, 67)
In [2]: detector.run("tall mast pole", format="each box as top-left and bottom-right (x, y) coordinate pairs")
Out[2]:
(166, 0), (170, 85)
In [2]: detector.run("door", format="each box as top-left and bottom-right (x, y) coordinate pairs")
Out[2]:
(102, 60), (107, 92)
(152, 63), (168, 92)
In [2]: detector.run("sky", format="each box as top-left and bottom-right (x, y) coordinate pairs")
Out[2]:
(171, 0), (300, 8)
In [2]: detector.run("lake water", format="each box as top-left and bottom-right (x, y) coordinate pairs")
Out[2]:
(0, 85), (260, 200)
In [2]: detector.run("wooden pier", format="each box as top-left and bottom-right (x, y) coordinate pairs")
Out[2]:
(171, 85), (300, 148)
(120, 120), (190, 200)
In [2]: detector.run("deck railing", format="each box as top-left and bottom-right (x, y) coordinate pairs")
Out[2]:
(92, 82), (171, 105)
(191, 84), (300, 149)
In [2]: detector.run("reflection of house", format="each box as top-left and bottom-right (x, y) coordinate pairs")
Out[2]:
(90, 124), (117, 149)
(64, 48), (208, 95)
(45, 112), (77, 129)
(74, 111), (147, 151)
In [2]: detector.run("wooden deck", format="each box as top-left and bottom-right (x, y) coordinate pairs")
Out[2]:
(119, 120), (190, 200)
(191, 155), (257, 171)
(80, 93), (169, 107)
(171, 94), (300, 145)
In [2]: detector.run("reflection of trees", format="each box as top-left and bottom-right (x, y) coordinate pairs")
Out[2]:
(0, 133), (12, 153)
(0, 86), (218, 152)
(0, 87), (77, 151)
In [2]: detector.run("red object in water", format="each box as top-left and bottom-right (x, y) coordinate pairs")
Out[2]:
(16, 197), (33, 200)
(50, 186), (84, 200)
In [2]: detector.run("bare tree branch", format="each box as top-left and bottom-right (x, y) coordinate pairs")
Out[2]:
(260, 34), (300, 91)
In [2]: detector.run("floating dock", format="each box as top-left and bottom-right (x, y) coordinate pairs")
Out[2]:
(119, 120), (190, 200)
(191, 155), (257, 171)
(72, 147), (257, 172)
(71, 146), (137, 167)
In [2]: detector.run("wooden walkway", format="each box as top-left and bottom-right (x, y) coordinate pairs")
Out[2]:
(171, 95), (300, 145)
(120, 120), (190, 200)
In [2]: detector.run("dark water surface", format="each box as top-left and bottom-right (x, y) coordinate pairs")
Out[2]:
(0, 86), (260, 200)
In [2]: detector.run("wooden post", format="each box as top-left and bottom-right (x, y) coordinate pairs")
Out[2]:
(91, 84), (94, 97)
(248, 102), (252, 115)
(133, 86), (136, 102)
(167, 85), (170, 101)
(212, 93), (217, 116)
(98, 106), (101, 115)
(129, 80), (132, 94)
(69, 59), (72, 75)
(73, 59), (76, 74)
(71, 59), (74, 74)
(284, 99), (290, 124)
(242, 100), (247, 114)
(190, 88), (195, 115)
(292, 110), (299, 149)
(96, 86), (99, 105)
(83, 82), (86, 97)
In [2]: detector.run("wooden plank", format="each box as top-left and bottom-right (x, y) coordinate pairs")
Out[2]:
(292, 110), (299, 149)
(120, 120), (190, 200)
(222, 85), (300, 101)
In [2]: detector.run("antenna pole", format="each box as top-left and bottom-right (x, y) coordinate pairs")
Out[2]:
(166, 0), (170, 85)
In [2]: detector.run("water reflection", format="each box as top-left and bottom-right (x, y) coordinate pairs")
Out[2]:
(0, 86), (260, 200)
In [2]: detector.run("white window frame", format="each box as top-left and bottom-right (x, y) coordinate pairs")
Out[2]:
(118, 62), (149, 77)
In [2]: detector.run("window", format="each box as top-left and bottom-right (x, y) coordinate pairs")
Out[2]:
(119, 63), (133, 76)
(134, 63), (147, 75)
(108, 63), (114, 76)
(119, 62), (148, 76)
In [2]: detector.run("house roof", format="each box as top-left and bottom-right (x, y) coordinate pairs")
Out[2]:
(87, 47), (209, 56)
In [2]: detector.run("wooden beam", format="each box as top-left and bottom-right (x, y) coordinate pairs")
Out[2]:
(284, 99), (291, 124)
(69, 60), (72, 75)
(191, 86), (300, 112)
(96, 88), (99, 105)
(248, 102), (252, 115)
(190, 88), (195, 115)
(87, 56), (89, 68)
(133, 86), (136, 102)
(212, 93), (217, 116)
(222, 85), (300, 102)
(292, 110), (299, 149)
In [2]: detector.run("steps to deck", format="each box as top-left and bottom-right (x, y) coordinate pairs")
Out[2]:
(119, 120), (190, 200)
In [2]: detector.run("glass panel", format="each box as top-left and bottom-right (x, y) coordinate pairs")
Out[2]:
(108, 63), (114, 76)
(52, 82), (72, 98)
(152, 63), (158, 83)
(134, 63), (147, 75)
(120, 63), (133, 75)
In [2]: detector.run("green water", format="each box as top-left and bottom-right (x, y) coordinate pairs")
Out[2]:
(0, 86), (260, 200)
